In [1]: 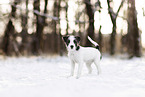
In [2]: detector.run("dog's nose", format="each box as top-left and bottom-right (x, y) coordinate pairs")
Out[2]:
(70, 45), (74, 49)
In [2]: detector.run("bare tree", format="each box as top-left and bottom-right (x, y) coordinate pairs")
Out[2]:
(107, 0), (125, 55)
(2, 20), (15, 55)
(2, 0), (20, 56)
(20, 0), (29, 55)
(98, 25), (102, 51)
(96, 0), (102, 51)
(33, 0), (48, 55)
(65, 2), (69, 35)
(51, 0), (61, 54)
(84, 0), (95, 46)
(127, 0), (142, 57)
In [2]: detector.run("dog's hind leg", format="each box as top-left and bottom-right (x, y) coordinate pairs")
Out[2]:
(86, 62), (92, 74)
(94, 60), (101, 75)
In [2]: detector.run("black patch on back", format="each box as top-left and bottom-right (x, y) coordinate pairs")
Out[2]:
(100, 55), (102, 60)
(96, 45), (99, 50)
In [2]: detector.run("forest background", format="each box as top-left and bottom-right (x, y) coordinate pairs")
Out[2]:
(0, 0), (144, 58)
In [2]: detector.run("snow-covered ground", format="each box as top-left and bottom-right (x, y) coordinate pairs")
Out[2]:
(0, 55), (145, 97)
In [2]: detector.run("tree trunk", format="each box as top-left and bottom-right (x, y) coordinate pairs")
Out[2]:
(65, 2), (69, 35)
(2, 0), (20, 56)
(33, 0), (40, 54)
(33, 0), (48, 55)
(57, 0), (63, 56)
(127, 0), (142, 57)
(110, 21), (116, 55)
(98, 1), (102, 52)
(98, 25), (102, 52)
(107, 0), (124, 55)
(11, 0), (20, 18)
(52, 0), (60, 54)
(2, 20), (15, 55)
(20, 0), (28, 55)
(84, 0), (95, 46)
(42, 0), (48, 53)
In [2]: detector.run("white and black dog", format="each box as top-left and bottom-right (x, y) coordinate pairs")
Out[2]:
(63, 35), (101, 79)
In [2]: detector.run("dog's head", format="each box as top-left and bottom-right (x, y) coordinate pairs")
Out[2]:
(62, 35), (80, 51)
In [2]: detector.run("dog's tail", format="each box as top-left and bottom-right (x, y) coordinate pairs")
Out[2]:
(88, 36), (99, 50)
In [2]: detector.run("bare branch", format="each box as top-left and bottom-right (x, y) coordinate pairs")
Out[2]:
(109, 8), (116, 18)
(142, 8), (145, 16)
(1, 1), (95, 24)
(107, 0), (115, 22)
(118, 15), (127, 21)
(116, 0), (125, 16)
(107, 0), (125, 22)
(118, 15), (129, 25)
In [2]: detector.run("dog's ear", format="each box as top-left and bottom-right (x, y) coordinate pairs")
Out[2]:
(62, 36), (69, 42)
(75, 36), (80, 43)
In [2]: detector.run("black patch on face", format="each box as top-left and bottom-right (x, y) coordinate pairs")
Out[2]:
(63, 36), (70, 46)
(74, 36), (80, 47)
(63, 36), (69, 42)
(66, 40), (70, 46)
(73, 40), (77, 46)
(76, 46), (80, 51)
(74, 36), (80, 51)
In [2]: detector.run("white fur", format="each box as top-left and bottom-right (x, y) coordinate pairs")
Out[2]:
(88, 36), (99, 47)
(65, 36), (101, 79)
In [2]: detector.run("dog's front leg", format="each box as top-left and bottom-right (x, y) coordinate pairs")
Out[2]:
(67, 60), (75, 78)
(76, 62), (83, 79)
(70, 60), (75, 76)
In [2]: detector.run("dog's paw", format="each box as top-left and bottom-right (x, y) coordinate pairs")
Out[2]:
(66, 75), (73, 78)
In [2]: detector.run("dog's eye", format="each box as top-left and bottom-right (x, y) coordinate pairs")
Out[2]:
(66, 40), (70, 46)
(68, 40), (70, 43)
(73, 40), (77, 44)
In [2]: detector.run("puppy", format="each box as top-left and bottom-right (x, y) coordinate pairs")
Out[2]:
(63, 35), (101, 79)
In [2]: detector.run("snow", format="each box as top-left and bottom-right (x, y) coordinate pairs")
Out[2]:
(0, 55), (145, 97)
